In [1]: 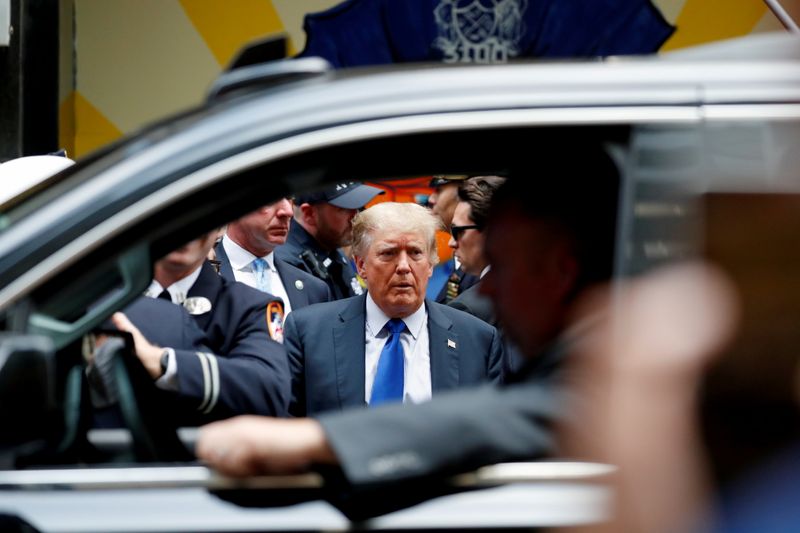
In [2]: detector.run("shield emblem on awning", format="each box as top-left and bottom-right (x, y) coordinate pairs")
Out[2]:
(454, 0), (498, 44)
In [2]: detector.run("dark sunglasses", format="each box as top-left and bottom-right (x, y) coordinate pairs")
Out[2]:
(450, 224), (480, 240)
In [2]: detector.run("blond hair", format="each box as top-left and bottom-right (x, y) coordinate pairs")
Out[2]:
(352, 202), (441, 265)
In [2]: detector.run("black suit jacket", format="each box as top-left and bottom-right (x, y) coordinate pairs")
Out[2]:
(284, 294), (503, 417)
(215, 240), (331, 311)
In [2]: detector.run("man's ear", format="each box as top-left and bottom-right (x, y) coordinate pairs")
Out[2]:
(355, 255), (367, 280)
(299, 203), (317, 228)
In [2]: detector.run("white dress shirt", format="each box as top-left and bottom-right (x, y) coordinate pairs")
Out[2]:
(221, 234), (292, 316)
(364, 293), (431, 405)
(143, 268), (205, 392)
(144, 266), (202, 304)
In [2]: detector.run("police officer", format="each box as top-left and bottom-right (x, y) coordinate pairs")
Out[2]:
(134, 230), (291, 418)
(276, 182), (384, 300)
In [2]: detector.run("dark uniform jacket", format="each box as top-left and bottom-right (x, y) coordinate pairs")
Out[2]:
(284, 294), (504, 417)
(120, 295), (285, 426)
(215, 240), (331, 311)
(275, 219), (362, 300)
(172, 261), (291, 420)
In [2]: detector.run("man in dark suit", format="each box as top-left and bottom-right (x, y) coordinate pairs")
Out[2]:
(198, 144), (620, 514)
(428, 175), (480, 303)
(120, 230), (291, 419)
(445, 176), (527, 378)
(217, 197), (331, 316)
(275, 182), (384, 300)
(285, 201), (503, 417)
(446, 176), (506, 325)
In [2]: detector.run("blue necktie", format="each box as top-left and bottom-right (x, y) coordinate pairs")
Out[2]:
(251, 257), (271, 293)
(370, 318), (406, 406)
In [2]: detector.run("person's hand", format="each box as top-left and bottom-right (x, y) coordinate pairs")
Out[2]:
(197, 416), (336, 476)
(111, 312), (164, 379)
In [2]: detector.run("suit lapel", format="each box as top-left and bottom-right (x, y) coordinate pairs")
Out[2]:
(186, 261), (222, 331)
(275, 258), (306, 310)
(332, 295), (368, 409)
(426, 301), (460, 391)
(213, 242), (236, 282)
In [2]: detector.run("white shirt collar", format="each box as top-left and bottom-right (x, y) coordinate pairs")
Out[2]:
(145, 265), (202, 303)
(365, 292), (427, 340)
(479, 265), (491, 279)
(223, 234), (275, 271)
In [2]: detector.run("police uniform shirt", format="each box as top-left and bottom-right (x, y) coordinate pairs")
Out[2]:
(144, 268), (205, 392)
(364, 293), (431, 405)
(145, 267), (202, 304)
(220, 234), (293, 316)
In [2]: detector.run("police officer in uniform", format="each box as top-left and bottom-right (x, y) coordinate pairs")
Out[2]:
(130, 230), (291, 419)
(276, 182), (384, 300)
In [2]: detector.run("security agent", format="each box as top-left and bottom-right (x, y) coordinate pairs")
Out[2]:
(275, 181), (385, 300)
(427, 175), (479, 304)
(217, 197), (332, 316)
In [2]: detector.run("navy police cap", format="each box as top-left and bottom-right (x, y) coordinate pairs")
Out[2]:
(295, 181), (384, 209)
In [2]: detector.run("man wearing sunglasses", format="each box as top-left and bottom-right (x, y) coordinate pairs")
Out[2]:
(447, 176), (506, 326)
(427, 175), (480, 303)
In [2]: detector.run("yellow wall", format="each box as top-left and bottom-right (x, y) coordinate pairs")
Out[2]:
(58, 0), (787, 159)
(59, 0), (342, 157)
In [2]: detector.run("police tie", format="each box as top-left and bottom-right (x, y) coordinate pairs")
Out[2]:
(157, 289), (172, 302)
(370, 318), (406, 406)
(251, 257), (272, 293)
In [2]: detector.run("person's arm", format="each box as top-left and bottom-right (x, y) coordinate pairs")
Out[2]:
(197, 416), (336, 476)
(197, 378), (560, 483)
(283, 313), (307, 417)
(113, 301), (291, 419)
(486, 326), (504, 384)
